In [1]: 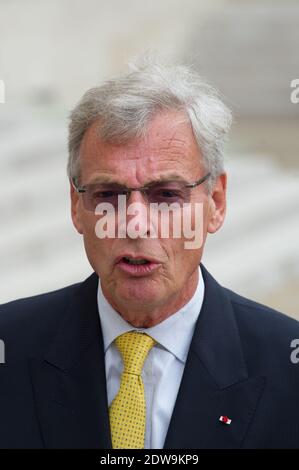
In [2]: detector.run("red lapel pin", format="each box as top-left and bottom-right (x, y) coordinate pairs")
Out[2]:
(219, 415), (232, 425)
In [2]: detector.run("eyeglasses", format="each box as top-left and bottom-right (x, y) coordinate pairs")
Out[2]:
(71, 172), (211, 212)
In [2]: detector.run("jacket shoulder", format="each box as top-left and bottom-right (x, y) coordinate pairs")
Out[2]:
(226, 287), (299, 332)
(0, 280), (83, 361)
(224, 287), (299, 366)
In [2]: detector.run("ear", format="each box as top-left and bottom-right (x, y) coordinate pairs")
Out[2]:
(207, 173), (227, 234)
(70, 179), (84, 235)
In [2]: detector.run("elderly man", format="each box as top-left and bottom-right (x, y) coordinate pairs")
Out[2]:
(0, 56), (299, 449)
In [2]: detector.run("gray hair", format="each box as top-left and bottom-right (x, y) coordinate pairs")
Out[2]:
(67, 54), (232, 192)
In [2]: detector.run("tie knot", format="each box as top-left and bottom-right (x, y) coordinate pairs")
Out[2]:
(115, 331), (156, 375)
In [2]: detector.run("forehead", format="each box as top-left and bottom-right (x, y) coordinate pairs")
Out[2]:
(79, 111), (202, 183)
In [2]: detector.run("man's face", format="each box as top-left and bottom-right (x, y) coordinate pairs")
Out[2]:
(71, 111), (226, 326)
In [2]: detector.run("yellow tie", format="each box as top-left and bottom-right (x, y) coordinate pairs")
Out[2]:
(109, 331), (156, 449)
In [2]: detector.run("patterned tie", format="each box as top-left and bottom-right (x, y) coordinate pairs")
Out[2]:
(109, 331), (156, 449)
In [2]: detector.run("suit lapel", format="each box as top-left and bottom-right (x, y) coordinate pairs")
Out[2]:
(29, 272), (112, 449)
(163, 263), (266, 449)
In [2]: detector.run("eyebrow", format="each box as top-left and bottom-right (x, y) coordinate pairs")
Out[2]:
(86, 173), (188, 186)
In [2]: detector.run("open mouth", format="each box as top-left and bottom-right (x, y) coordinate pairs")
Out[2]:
(116, 256), (161, 276)
(122, 256), (150, 265)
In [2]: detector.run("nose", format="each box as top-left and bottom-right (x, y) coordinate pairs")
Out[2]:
(127, 189), (148, 205)
(126, 189), (151, 238)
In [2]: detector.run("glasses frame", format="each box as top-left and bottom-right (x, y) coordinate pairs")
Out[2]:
(71, 172), (211, 210)
(72, 172), (211, 193)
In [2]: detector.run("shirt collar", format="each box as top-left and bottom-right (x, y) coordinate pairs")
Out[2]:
(97, 265), (205, 364)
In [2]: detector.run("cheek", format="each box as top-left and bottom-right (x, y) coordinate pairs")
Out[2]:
(160, 238), (185, 267)
(81, 216), (108, 255)
(160, 239), (200, 290)
(83, 233), (117, 280)
(80, 211), (97, 236)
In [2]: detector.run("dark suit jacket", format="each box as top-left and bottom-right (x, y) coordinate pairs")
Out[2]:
(0, 263), (299, 449)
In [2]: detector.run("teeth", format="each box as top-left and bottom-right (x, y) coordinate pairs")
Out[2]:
(124, 257), (149, 265)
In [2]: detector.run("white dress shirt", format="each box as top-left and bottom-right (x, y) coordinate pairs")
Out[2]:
(97, 265), (205, 449)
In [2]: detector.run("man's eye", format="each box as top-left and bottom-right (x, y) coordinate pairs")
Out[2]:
(93, 191), (116, 198)
(157, 189), (181, 198)
(164, 190), (180, 197)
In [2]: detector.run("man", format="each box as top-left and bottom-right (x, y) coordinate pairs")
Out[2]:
(0, 56), (299, 449)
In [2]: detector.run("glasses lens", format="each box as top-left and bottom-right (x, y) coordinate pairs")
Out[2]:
(81, 181), (191, 211)
(83, 183), (127, 211)
(147, 181), (190, 206)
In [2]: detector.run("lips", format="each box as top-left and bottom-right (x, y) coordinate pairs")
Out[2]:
(114, 253), (161, 265)
(115, 253), (162, 277)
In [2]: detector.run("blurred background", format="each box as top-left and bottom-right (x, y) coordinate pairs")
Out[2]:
(0, 0), (298, 319)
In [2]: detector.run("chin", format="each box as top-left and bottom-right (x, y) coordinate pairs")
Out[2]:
(116, 278), (162, 305)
